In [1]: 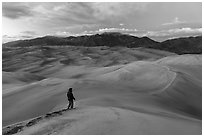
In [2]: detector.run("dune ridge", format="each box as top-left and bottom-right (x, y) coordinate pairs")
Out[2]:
(2, 54), (202, 134)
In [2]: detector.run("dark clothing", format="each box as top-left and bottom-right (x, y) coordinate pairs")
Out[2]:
(67, 92), (75, 101)
(67, 91), (75, 109)
(68, 100), (74, 109)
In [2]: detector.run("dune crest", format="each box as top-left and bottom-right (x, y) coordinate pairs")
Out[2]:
(2, 54), (202, 135)
(94, 61), (177, 92)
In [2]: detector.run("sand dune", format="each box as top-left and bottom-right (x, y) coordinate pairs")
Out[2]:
(14, 107), (201, 135)
(156, 54), (202, 66)
(93, 61), (176, 92)
(2, 71), (45, 95)
(2, 54), (202, 134)
(2, 71), (44, 84)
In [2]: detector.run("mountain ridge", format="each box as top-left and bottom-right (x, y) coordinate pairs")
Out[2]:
(3, 32), (202, 54)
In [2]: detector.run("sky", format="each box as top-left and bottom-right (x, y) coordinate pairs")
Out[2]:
(2, 2), (202, 43)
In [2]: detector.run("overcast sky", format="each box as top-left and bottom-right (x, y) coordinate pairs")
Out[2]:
(2, 2), (202, 43)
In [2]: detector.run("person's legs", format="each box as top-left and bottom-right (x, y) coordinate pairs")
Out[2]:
(68, 101), (71, 109)
(71, 100), (74, 109)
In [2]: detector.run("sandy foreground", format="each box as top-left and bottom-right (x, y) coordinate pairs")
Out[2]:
(2, 54), (202, 135)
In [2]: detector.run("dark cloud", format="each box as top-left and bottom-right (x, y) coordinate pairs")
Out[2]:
(2, 2), (33, 19)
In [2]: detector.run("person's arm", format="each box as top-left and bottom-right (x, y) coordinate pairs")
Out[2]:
(72, 93), (75, 100)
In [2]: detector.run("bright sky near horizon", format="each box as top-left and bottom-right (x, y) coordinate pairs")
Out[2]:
(2, 2), (202, 43)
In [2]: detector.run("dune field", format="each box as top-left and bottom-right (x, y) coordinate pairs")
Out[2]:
(2, 46), (202, 135)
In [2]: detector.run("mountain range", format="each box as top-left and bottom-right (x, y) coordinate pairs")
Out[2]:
(3, 32), (202, 54)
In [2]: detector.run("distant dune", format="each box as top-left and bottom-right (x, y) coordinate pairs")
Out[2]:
(3, 71), (44, 84)
(2, 52), (202, 134)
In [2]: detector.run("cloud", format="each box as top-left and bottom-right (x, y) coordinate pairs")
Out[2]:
(3, 35), (21, 43)
(146, 27), (201, 37)
(89, 2), (148, 20)
(3, 2), (148, 25)
(98, 28), (137, 32)
(2, 3), (202, 43)
(83, 27), (138, 34)
(55, 31), (74, 37)
(143, 27), (202, 41)
(29, 3), (98, 26)
(3, 31), (38, 43)
(46, 2), (148, 26)
(21, 31), (37, 36)
(168, 27), (201, 34)
(162, 17), (186, 26)
(2, 2), (33, 19)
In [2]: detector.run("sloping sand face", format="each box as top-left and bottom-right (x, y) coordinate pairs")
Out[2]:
(16, 107), (201, 135)
(2, 54), (202, 134)
(156, 54), (202, 66)
(2, 78), (77, 127)
(93, 61), (176, 92)
(153, 55), (202, 120)
(2, 71), (44, 84)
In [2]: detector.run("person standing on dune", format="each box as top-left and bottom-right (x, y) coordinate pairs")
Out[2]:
(67, 88), (75, 109)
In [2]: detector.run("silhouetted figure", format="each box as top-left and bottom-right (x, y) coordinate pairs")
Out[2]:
(67, 88), (75, 109)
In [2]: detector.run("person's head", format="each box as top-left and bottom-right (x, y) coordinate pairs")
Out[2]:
(68, 88), (72, 92)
